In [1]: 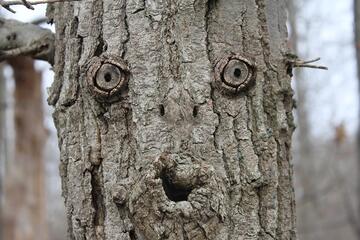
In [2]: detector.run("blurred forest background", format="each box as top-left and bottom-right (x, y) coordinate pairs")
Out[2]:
(0, 0), (359, 239)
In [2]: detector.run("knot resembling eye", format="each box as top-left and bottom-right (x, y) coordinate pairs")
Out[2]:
(95, 63), (123, 91)
(214, 54), (256, 93)
(86, 55), (129, 102)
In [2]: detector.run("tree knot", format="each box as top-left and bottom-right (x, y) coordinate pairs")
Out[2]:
(86, 54), (130, 102)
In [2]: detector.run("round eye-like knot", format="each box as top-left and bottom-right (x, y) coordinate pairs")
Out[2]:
(86, 55), (130, 102)
(214, 54), (256, 93)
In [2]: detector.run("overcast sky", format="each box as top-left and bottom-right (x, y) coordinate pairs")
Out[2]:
(295, 0), (358, 139)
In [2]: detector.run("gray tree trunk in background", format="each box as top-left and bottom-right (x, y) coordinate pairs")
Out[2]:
(0, 64), (5, 240)
(287, 0), (318, 237)
(48, 0), (296, 239)
(354, 0), (360, 237)
(287, 0), (311, 154)
(3, 57), (48, 240)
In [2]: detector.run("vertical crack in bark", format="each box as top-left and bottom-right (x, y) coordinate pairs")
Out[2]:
(62, 15), (81, 107)
(204, 0), (214, 62)
(122, 0), (130, 58)
(254, 0), (271, 69)
(89, 108), (106, 239)
(257, 188), (276, 240)
(239, 9), (247, 53)
(91, 165), (106, 240)
(94, 0), (104, 56)
(164, 0), (180, 81)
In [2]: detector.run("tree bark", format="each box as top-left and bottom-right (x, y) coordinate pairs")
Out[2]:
(3, 57), (48, 240)
(49, 0), (296, 239)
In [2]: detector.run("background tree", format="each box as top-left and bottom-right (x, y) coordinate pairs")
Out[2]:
(47, 0), (296, 239)
(354, 0), (360, 237)
(2, 57), (48, 240)
(0, 63), (5, 240)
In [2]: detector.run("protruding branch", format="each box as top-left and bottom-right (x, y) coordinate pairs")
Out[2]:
(286, 54), (328, 77)
(0, 0), (79, 13)
(292, 57), (328, 70)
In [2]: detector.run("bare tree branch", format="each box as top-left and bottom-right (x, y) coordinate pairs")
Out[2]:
(0, 17), (54, 64)
(0, 0), (79, 13)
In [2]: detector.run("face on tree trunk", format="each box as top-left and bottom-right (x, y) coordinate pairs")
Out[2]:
(49, 0), (296, 239)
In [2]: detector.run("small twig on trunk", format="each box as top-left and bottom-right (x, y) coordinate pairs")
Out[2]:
(292, 57), (328, 70)
(285, 54), (328, 77)
(0, 0), (79, 13)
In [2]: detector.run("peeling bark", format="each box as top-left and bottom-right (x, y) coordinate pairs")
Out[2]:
(49, 0), (296, 239)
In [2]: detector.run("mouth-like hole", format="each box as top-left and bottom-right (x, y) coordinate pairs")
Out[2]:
(160, 170), (192, 202)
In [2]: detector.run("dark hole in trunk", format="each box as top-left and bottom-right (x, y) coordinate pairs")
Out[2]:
(129, 229), (137, 240)
(160, 171), (192, 202)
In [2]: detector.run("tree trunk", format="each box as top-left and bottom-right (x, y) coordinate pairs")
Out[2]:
(354, 0), (360, 237)
(0, 63), (5, 240)
(3, 57), (48, 240)
(49, 0), (296, 239)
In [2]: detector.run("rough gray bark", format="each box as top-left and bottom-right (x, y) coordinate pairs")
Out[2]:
(49, 0), (296, 239)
